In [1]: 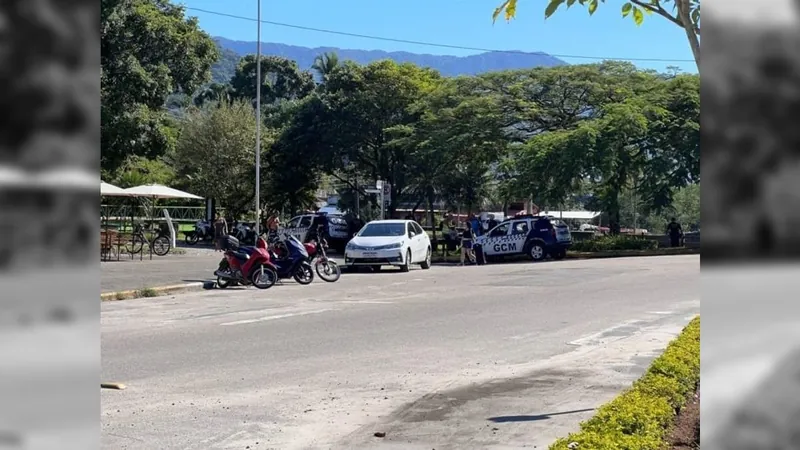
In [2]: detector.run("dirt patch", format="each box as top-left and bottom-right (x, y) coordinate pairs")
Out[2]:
(667, 386), (700, 449)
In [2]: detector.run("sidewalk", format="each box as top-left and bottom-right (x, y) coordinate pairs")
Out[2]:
(101, 247), (219, 293)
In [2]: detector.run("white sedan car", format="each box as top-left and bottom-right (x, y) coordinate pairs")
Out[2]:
(343, 219), (432, 272)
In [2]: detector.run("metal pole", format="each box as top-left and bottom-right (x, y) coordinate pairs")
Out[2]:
(254, 0), (262, 236)
(380, 181), (385, 220)
(355, 177), (360, 218)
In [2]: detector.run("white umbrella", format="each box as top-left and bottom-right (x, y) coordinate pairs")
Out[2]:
(101, 181), (131, 197)
(0, 164), (31, 187)
(123, 184), (203, 199)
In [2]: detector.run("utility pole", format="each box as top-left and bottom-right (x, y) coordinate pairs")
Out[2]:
(354, 178), (360, 218)
(254, 0), (262, 235)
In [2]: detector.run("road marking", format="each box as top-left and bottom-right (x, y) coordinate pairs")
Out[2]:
(220, 309), (334, 326)
(339, 300), (395, 304)
(648, 311), (674, 315)
(567, 320), (644, 346)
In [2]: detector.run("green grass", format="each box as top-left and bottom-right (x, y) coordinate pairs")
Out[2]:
(549, 317), (700, 450)
(136, 287), (159, 298)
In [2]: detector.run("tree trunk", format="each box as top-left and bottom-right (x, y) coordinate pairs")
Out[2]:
(607, 191), (621, 235)
(427, 189), (436, 252)
(676, 0), (700, 67)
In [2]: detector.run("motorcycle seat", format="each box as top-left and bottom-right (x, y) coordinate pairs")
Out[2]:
(230, 250), (250, 262)
(240, 246), (257, 255)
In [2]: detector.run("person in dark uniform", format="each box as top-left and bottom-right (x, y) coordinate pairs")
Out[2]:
(666, 217), (683, 247)
(487, 214), (499, 231)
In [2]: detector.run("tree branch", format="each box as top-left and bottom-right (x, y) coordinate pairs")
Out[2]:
(629, 0), (683, 28)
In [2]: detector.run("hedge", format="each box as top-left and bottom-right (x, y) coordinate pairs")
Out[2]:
(549, 316), (700, 450)
(570, 235), (659, 252)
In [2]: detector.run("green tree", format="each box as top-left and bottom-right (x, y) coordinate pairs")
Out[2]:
(396, 76), (508, 225)
(492, 0), (700, 65)
(316, 60), (442, 216)
(194, 82), (234, 107)
(311, 52), (341, 85)
(229, 55), (316, 106)
(101, 0), (219, 172)
(263, 94), (329, 215)
(172, 100), (272, 218)
(508, 66), (699, 234)
(111, 154), (176, 188)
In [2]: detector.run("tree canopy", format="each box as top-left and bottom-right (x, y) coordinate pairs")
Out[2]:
(102, 0), (699, 231)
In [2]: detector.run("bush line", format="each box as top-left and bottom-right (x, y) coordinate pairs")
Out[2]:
(549, 316), (700, 450)
(570, 235), (659, 252)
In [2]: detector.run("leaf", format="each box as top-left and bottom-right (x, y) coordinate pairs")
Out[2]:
(567, 0), (577, 7)
(588, 0), (599, 15)
(492, 0), (509, 23)
(621, 2), (633, 17)
(690, 7), (700, 25)
(545, 0), (564, 19)
(632, 6), (644, 25)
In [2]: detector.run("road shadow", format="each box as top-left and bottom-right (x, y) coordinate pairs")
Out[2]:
(487, 408), (595, 423)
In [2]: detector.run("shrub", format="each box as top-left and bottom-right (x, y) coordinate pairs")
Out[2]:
(549, 317), (700, 450)
(570, 235), (658, 252)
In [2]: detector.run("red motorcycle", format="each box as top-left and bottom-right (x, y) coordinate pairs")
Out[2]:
(214, 235), (278, 289)
(304, 227), (341, 283)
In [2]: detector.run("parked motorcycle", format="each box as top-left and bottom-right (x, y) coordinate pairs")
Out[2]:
(184, 219), (213, 245)
(303, 226), (341, 283)
(232, 222), (257, 246)
(214, 236), (278, 289)
(267, 234), (315, 285)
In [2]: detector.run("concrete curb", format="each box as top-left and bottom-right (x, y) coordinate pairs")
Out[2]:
(101, 282), (206, 302)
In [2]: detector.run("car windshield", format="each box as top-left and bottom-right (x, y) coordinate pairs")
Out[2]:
(358, 223), (405, 237)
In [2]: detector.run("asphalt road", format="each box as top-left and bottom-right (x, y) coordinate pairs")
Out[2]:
(102, 255), (699, 450)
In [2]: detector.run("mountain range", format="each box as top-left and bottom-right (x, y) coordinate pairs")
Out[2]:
(210, 36), (567, 83)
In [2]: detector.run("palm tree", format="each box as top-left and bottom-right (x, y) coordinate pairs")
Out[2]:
(194, 83), (233, 107)
(311, 52), (340, 85)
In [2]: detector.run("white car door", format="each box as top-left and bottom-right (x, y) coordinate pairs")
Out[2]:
(405, 223), (420, 262)
(412, 222), (427, 259)
(481, 222), (512, 256)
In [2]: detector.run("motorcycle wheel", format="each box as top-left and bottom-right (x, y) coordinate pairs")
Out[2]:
(315, 259), (341, 283)
(293, 262), (315, 285)
(185, 232), (199, 245)
(217, 277), (230, 288)
(251, 265), (278, 290)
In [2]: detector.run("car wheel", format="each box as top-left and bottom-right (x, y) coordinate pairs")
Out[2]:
(400, 249), (411, 272)
(420, 247), (431, 269)
(528, 243), (545, 262)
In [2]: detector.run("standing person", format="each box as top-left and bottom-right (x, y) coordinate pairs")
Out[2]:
(460, 225), (476, 266)
(666, 217), (683, 247)
(487, 214), (499, 232)
(213, 216), (228, 252)
(468, 214), (482, 237)
(266, 214), (280, 244)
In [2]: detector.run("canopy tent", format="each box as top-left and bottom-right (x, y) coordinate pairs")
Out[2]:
(538, 210), (601, 221)
(101, 181), (131, 197)
(123, 184), (202, 200)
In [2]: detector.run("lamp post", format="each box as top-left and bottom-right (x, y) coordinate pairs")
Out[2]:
(254, 0), (262, 235)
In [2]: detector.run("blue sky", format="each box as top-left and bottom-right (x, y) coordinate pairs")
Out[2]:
(179, 0), (697, 74)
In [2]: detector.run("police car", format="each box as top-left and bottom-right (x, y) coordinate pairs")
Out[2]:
(475, 215), (572, 261)
(279, 213), (351, 251)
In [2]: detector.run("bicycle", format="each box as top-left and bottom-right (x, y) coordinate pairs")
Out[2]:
(125, 223), (172, 256)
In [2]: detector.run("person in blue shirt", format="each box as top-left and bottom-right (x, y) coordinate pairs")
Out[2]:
(469, 215), (482, 237)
